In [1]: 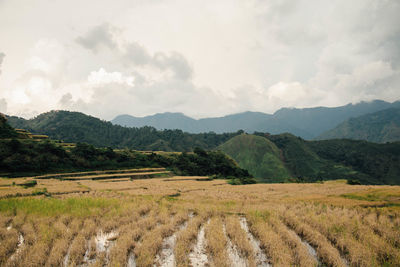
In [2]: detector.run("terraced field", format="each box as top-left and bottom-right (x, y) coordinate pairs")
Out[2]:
(0, 168), (172, 198)
(0, 176), (399, 266)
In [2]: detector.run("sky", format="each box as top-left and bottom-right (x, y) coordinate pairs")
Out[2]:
(0, 0), (399, 120)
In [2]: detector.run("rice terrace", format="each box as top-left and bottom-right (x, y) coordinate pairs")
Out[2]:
(1, 168), (400, 266)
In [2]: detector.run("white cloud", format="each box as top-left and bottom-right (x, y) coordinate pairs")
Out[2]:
(87, 68), (135, 86)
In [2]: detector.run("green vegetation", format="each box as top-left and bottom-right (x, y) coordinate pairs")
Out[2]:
(7, 110), (241, 151)
(317, 107), (400, 143)
(219, 134), (291, 182)
(0, 197), (122, 217)
(307, 139), (400, 185)
(17, 180), (37, 188)
(0, 139), (252, 182)
(0, 114), (18, 138)
(340, 189), (400, 203)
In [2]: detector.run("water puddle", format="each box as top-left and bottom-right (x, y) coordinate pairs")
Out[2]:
(63, 244), (72, 267)
(127, 252), (137, 267)
(9, 233), (24, 262)
(287, 228), (320, 264)
(223, 224), (247, 267)
(239, 217), (271, 267)
(155, 221), (189, 267)
(95, 230), (118, 253)
(189, 219), (210, 267)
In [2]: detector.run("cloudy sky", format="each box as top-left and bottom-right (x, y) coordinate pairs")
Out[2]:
(0, 0), (399, 120)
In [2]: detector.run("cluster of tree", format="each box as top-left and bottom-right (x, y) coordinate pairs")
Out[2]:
(7, 111), (242, 151)
(307, 139), (400, 185)
(0, 139), (254, 184)
(0, 114), (18, 138)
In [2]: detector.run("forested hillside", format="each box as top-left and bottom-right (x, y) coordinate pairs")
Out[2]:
(7, 110), (241, 152)
(317, 108), (400, 143)
(0, 117), (253, 183)
(220, 133), (400, 184)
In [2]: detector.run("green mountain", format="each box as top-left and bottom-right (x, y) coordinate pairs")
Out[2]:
(7, 110), (241, 152)
(317, 108), (400, 143)
(219, 133), (400, 184)
(218, 134), (292, 182)
(112, 100), (400, 139)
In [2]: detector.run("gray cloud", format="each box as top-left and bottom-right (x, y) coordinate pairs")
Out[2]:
(78, 23), (194, 81)
(123, 47), (193, 80)
(124, 42), (151, 66)
(153, 52), (193, 80)
(76, 23), (117, 52)
(59, 93), (73, 106)
(0, 52), (5, 74)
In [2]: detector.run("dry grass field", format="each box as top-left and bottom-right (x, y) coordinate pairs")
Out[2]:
(0, 171), (400, 266)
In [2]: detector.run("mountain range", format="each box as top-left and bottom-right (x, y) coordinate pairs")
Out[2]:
(317, 108), (400, 143)
(4, 109), (400, 185)
(112, 100), (400, 139)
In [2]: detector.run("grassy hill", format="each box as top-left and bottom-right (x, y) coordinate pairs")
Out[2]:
(317, 108), (400, 143)
(218, 134), (291, 182)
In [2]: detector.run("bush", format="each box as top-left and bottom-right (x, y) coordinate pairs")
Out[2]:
(347, 179), (362, 185)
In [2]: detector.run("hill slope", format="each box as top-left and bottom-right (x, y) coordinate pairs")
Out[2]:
(112, 100), (400, 139)
(219, 134), (292, 182)
(219, 133), (400, 184)
(6, 110), (241, 152)
(0, 114), (18, 138)
(317, 108), (400, 143)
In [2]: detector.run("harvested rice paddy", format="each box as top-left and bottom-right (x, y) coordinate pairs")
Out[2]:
(0, 171), (399, 266)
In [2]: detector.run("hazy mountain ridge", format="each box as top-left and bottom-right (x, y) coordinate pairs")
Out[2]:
(317, 108), (400, 143)
(112, 100), (400, 139)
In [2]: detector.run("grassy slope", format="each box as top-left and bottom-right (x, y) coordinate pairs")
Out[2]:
(218, 134), (292, 182)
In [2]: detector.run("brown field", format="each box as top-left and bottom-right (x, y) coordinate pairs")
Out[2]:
(0, 172), (399, 266)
